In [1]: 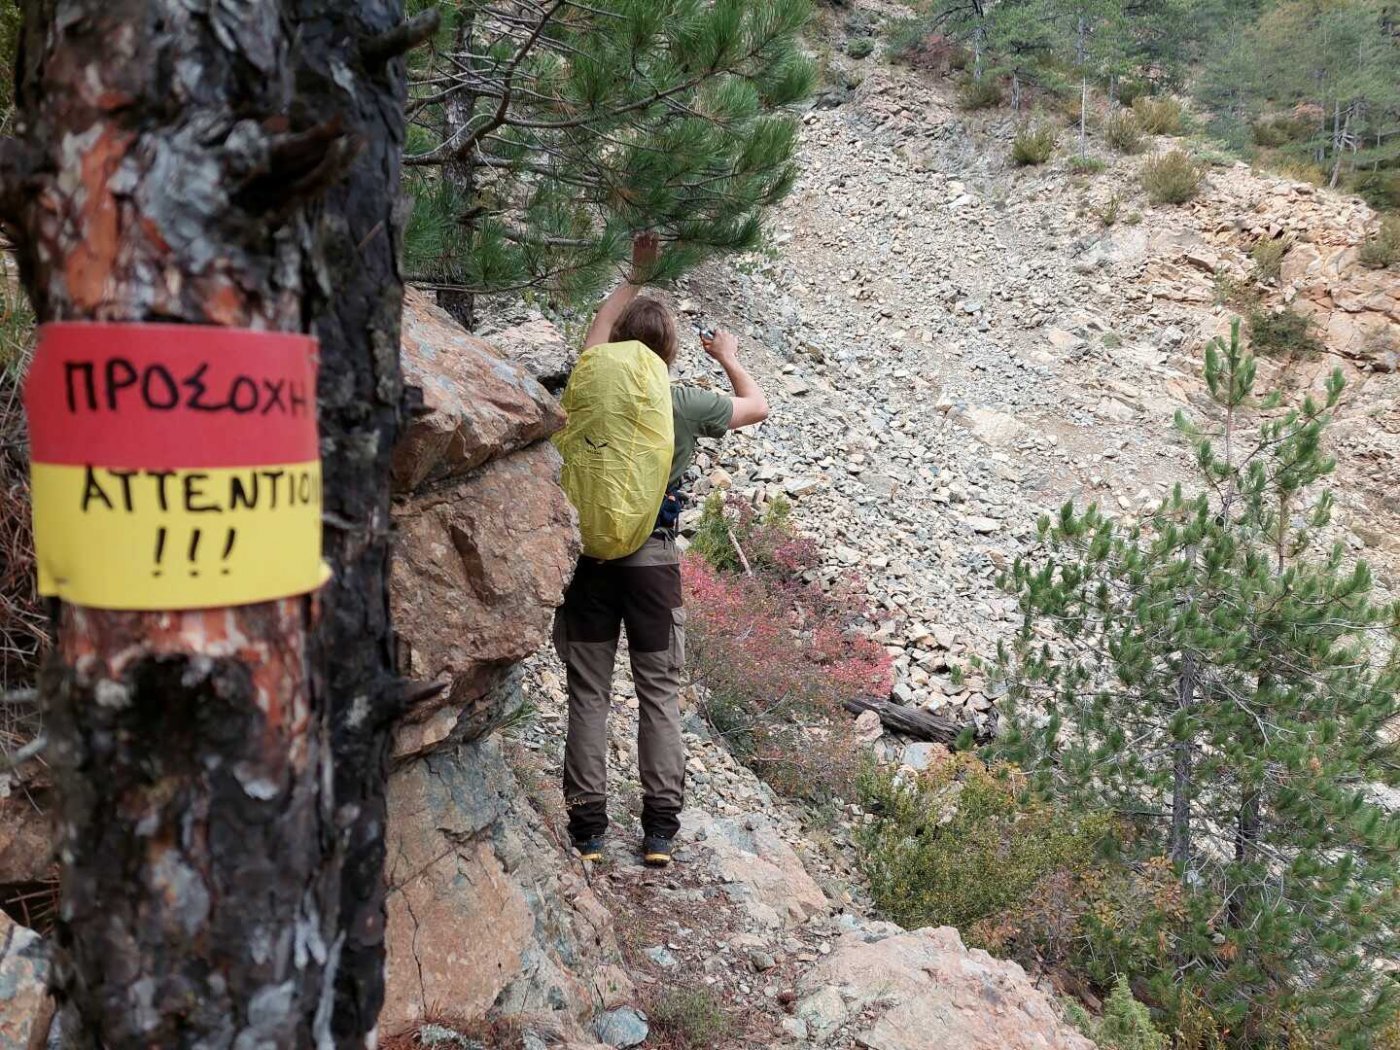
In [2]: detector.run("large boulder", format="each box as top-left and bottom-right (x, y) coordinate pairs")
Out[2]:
(383, 297), (628, 1041)
(394, 289), (565, 495)
(381, 737), (627, 1040)
(391, 442), (578, 758)
(390, 290), (580, 760)
(796, 924), (1095, 1050)
(486, 315), (578, 393)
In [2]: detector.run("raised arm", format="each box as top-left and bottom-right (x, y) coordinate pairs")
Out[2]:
(583, 232), (658, 350)
(703, 330), (769, 429)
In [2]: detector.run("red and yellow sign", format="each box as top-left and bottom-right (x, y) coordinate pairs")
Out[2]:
(25, 323), (328, 610)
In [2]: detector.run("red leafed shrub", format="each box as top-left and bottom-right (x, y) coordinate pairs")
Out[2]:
(890, 28), (971, 76)
(682, 545), (891, 802)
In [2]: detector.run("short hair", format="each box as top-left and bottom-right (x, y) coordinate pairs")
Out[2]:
(611, 296), (678, 366)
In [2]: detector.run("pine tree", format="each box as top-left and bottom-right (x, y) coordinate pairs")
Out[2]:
(402, 0), (814, 325)
(993, 320), (1400, 1046)
(1, 0), (412, 1040)
(1036, 0), (1125, 154)
(1196, 0), (1400, 187)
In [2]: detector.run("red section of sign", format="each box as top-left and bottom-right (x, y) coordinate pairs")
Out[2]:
(25, 322), (318, 469)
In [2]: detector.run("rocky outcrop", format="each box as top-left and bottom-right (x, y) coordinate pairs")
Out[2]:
(391, 441), (578, 758)
(394, 288), (565, 495)
(383, 292), (627, 1042)
(685, 809), (829, 929)
(1283, 243), (1398, 367)
(795, 923), (1095, 1050)
(390, 289), (579, 761)
(484, 315), (579, 393)
(381, 738), (630, 1040)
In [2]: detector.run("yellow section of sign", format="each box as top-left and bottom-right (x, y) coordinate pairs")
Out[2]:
(31, 461), (330, 610)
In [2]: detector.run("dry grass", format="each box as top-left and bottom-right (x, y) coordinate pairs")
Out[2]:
(0, 872), (58, 936)
(1140, 150), (1202, 204)
(1, 254), (43, 696)
(379, 1015), (522, 1050)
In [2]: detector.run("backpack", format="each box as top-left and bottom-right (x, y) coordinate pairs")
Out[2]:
(554, 340), (674, 560)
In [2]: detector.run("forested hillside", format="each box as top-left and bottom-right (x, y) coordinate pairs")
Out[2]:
(888, 0), (1400, 205)
(0, 2), (1398, 1049)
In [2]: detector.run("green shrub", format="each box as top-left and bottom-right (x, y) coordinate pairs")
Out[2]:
(1351, 170), (1400, 211)
(1012, 124), (1056, 166)
(856, 755), (1110, 933)
(846, 36), (875, 59)
(1140, 150), (1201, 204)
(1250, 235), (1290, 283)
(1069, 155), (1106, 175)
(1115, 78), (1152, 108)
(958, 76), (1003, 111)
(649, 988), (733, 1050)
(974, 856), (1186, 994)
(1097, 976), (1168, 1050)
(1062, 977), (1173, 1050)
(1104, 112), (1144, 154)
(1097, 193), (1123, 227)
(1213, 273), (1260, 309)
(1248, 306), (1322, 358)
(1358, 215), (1400, 270)
(1130, 96), (1183, 135)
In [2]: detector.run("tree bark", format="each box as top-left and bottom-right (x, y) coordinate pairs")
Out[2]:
(842, 696), (994, 747)
(4, 0), (408, 1043)
(1169, 653), (1197, 868)
(437, 13), (479, 331)
(1077, 18), (1088, 158)
(290, 0), (412, 1039)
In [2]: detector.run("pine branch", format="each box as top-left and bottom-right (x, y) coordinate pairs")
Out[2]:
(360, 9), (442, 67)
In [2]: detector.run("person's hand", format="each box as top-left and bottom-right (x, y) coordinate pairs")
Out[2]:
(701, 328), (738, 362)
(630, 231), (659, 282)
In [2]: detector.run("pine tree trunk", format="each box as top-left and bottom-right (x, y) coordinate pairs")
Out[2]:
(1328, 102), (1351, 189)
(1328, 98), (1343, 184)
(1080, 75), (1088, 156)
(438, 13), (479, 331)
(2, 1), (409, 1043)
(1170, 653), (1197, 867)
(1077, 18), (1088, 158)
(292, 2), (414, 1039)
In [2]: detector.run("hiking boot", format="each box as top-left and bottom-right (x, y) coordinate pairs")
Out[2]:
(575, 836), (606, 863)
(641, 834), (673, 867)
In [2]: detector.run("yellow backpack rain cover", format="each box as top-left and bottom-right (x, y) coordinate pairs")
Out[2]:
(554, 340), (674, 560)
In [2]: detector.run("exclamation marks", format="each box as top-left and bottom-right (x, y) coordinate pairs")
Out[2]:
(152, 527), (237, 578)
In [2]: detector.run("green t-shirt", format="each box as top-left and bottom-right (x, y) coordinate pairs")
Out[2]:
(670, 385), (733, 489)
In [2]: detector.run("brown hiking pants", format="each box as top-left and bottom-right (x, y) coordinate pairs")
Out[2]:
(555, 533), (686, 842)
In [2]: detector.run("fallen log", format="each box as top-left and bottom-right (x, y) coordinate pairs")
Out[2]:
(844, 696), (995, 746)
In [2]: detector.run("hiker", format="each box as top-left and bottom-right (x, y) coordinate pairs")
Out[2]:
(555, 233), (769, 867)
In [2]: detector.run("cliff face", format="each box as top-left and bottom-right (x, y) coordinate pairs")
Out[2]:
(380, 291), (625, 1043)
